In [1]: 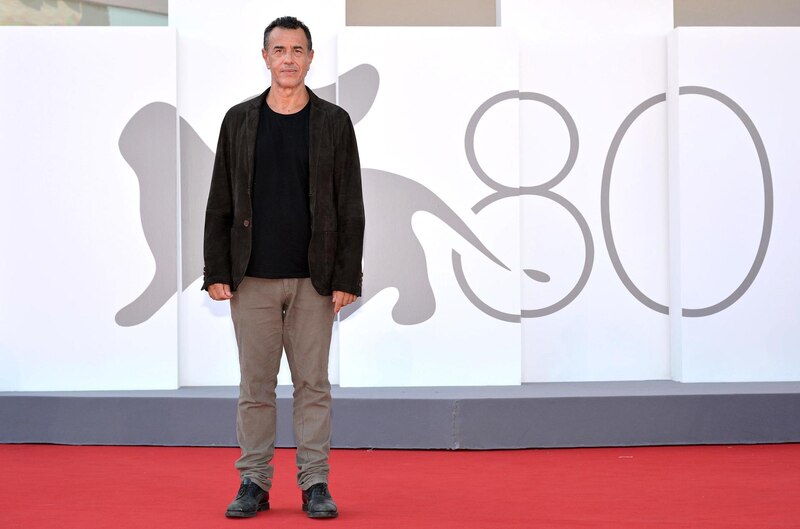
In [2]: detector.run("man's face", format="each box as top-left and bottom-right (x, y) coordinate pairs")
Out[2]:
(262, 27), (314, 90)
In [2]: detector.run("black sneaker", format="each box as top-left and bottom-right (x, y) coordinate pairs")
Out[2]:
(301, 482), (338, 519)
(225, 478), (269, 518)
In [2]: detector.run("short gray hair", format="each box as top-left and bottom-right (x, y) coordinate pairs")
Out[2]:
(263, 16), (312, 51)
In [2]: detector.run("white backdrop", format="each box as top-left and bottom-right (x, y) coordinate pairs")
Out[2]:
(502, 0), (674, 381)
(669, 28), (800, 381)
(0, 27), (178, 390)
(2, 3), (799, 391)
(518, 35), (671, 382)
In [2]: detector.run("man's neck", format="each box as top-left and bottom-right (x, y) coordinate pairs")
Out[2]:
(267, 85), (310, 114)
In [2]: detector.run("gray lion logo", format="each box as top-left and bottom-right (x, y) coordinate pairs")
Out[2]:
(115, 64), (523, 327)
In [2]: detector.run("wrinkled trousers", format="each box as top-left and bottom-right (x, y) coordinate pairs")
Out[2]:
(230, 276), (334, 492)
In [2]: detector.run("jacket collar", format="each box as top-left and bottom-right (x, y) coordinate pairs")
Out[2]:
(247, 86), (321, 113)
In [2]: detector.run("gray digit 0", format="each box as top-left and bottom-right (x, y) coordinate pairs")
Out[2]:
(601, 86), (773, 317)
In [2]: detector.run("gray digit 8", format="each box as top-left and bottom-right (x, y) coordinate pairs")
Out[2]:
(454, 91), (594, 321)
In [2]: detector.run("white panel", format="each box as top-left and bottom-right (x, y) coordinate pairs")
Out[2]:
(501, 0), (673, 38)
(667, 30), (683, 380)
(670, 28), (800, 382)
(337, 27), (521, 387)
(170, 0), (346, 386)
(0, 27), (177, 391)
(519, 35), (671, 382)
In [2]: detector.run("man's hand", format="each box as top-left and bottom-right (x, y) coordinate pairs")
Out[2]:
(332, 290), (357, 314)
(208, 283), (233, 301)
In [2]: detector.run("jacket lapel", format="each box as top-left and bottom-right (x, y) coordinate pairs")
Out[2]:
(243, 91), (265, 194)
(308, 89), (324, 213)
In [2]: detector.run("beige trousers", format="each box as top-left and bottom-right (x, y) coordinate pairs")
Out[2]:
(230, 276), (335, 492)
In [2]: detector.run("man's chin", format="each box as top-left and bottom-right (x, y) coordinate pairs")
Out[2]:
(273, 77), (305, 89)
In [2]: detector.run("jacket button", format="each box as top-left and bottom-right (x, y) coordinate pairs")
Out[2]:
(243, 220), (250, 227)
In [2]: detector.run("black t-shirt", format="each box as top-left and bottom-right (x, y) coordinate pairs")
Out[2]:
(245, 100), (311, 278)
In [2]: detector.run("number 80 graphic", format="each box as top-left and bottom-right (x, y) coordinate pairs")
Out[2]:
(453, 86), (773, 322)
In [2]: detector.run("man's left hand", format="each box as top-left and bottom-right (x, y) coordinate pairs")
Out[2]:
(332, 290), (357, 314)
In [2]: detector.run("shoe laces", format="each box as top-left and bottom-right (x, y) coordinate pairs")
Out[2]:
(236, 483), (249, 498)
(238, 480), (262, 498)
(309, 483), (329, 497)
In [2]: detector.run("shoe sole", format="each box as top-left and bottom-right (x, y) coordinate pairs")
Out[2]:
(225, 503), (270, 518)
(302, 504), (339, 519)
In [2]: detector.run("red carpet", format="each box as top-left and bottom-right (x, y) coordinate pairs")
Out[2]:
(1, 444), (798, 528)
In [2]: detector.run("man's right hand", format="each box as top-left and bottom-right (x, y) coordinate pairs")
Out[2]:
(208, 283), (233, 301)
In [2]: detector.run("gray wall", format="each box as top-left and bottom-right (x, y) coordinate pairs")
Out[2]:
(674, 0), (800, 27)
(346, 0), (497, 26)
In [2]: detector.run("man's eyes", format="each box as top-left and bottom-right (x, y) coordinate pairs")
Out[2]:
(272, 48), (305, 55)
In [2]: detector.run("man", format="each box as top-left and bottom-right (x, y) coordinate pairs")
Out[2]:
(203, 16), (364, 520)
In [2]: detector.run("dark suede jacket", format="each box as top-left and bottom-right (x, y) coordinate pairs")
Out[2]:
(202, 88), (364, 296)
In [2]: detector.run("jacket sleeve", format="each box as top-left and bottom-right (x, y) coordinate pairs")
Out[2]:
(202, 113), (235, 290)
(330, 112), (365, 296)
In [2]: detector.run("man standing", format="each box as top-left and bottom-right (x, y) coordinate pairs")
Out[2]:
(203, 16), (364, 520)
